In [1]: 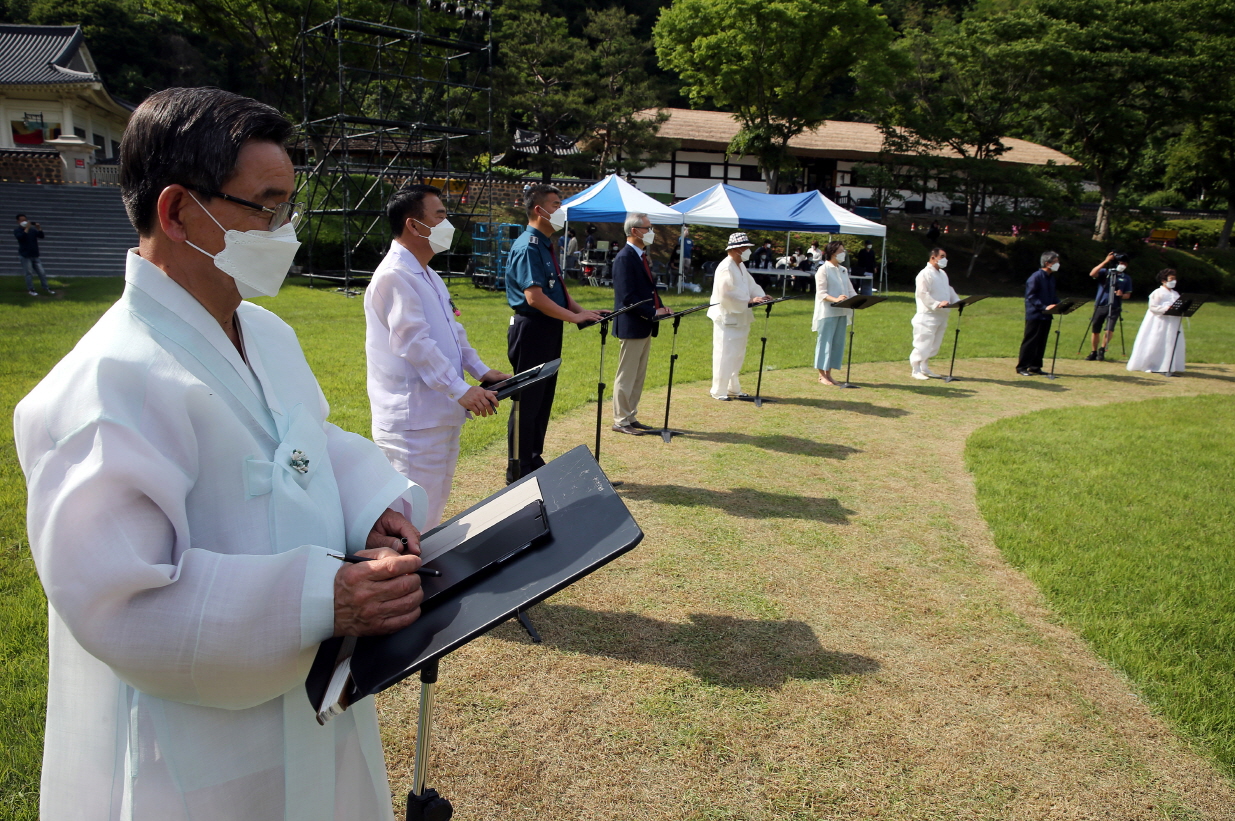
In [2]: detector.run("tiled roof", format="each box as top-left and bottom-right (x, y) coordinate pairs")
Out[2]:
(0, 24), (99, 85)
(646, 108), (1077, 167)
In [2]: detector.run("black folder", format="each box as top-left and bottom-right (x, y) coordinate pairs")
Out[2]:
(480, 357), (561, 399)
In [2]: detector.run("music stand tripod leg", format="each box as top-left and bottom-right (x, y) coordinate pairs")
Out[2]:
(660, 315), (682, 443)
(840, 309), (860, 389)
(1164, 326), (1183, 377)
(592, 318), (624, 487)
(407, 659), (453, 821)
(1047, 314), (1062, 380)
(944, 306), (962, 382)
(741, 303), (774, 406)
(506, 395), (542, 642)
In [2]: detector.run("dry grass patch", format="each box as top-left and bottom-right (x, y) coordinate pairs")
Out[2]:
(379, 358), (1235, 820)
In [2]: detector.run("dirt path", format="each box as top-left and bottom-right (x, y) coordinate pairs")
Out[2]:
(378, 358), (1235, 821)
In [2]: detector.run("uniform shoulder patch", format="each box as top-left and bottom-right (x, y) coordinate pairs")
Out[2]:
(528, 235), (538, 245)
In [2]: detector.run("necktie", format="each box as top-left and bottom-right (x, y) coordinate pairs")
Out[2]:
(641, 252), (663, 309)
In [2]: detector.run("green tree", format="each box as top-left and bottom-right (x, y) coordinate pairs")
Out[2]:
(494, 0), (592, 181)
(654, 0), (895, 193)
(1029, 0), (1203, 242)
(580, 7), (675, 178)
(868, 11), (1051, 232)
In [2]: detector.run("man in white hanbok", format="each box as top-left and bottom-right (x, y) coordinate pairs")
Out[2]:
(366, 184), (509, 527)
(1127, 269), (1186, 373)
(14, 88), (430, 821)
(707, 232), (771, 399)
(909, 248), (960, 379)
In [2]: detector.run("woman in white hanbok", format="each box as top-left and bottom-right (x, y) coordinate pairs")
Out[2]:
(1127, 269), (1185, 373)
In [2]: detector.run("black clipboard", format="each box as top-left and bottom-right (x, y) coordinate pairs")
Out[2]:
(480, 358), (561, 399)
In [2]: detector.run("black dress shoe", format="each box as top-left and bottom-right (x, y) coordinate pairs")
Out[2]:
(611, 424), (645, 435)
(1028, 367), (1047, 375)
(1016, 368), (1033, 376)
(629, 420), (657, 431)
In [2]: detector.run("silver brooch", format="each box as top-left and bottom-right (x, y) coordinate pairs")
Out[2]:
(290, 450), (310, 474)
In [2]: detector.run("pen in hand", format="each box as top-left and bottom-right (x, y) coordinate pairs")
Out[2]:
(330, 553), (441, 576)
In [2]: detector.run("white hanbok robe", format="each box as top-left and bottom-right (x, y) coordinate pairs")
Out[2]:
(14, 250), (428, 821)
(1127, 285), (1186, 373)
(910, 263), (960, 370)
(707, 256), (766, 397)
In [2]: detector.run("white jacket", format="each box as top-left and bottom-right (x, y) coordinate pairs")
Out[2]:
(707, 255), (766, 324)
(914, 263), (960, 317)
(813, 261), (857, 330)
(365, 242), (489, 431)
(14, 250), (426, 821)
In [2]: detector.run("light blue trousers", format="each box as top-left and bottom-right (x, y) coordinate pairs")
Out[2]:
(814, 316), (847, 370)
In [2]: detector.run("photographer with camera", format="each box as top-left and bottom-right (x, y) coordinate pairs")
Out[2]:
(1085, 251), (1133, 361)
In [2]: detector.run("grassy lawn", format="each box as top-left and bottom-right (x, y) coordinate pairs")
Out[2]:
(966, 394), (1235, 775)
(1, 270), (1234, 819)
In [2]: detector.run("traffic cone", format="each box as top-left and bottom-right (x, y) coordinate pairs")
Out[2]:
(944, 225), (949, 234)
(911, 222), (917, 231)
(36, 175), (43, 185)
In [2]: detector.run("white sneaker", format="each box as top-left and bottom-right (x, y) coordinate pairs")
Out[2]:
(46, 289), (55, 295)
(911, 371), (930, 380)
(27, 290), (39, 296)
(922, 367), (943, 378)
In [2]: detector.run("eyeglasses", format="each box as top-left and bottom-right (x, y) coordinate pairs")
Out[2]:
(197, 190), (305, 230)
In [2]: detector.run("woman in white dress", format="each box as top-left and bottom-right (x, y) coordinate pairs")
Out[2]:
(1127, 268), (1185, 373)
(813, 240), (857, 386)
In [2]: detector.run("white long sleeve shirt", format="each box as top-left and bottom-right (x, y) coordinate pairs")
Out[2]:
(14, 250), (427, 821)
(813, 260), (858, 330)
(707, 255), (765, 323)
(365, 242), (489, 431)
(914, 263), (960, 316)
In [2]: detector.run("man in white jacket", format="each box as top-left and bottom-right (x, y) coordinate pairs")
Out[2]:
(14, 87), (429, 821)
(365, 184), (510, 527)
(909, 247), (960, 379)
(707, 232), (772, 399)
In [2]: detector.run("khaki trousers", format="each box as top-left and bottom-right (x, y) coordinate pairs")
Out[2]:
(613, 335), (652, 426)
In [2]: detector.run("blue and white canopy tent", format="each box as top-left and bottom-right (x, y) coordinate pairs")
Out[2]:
(672, 183), (889, 291)
(558, 175), (685, 280)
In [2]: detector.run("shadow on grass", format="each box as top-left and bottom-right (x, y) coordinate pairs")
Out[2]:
(1063, 371), (1169, 385)
(495, 605), (881, 689)
(674, 431), (862, 459)
(944, 376), (1070, 392)
(1171, 368), (1235, 384)
(771, 397), (911, 418)
(854, 381), (979, 398)
(617, 483), (854, 523)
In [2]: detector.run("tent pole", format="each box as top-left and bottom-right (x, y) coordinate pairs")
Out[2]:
(678, 227), (686, 294)
(880, 239), (887, 293)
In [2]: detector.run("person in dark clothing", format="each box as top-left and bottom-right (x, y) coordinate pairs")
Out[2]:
(853, 240), (877, 295)
(750, 239), (776, 269)
(926, 220), (941, 243)
(14, 213), (54, 296)
(610, 212), (671, 434)
(1016, 250), (1060, 375)
(1086, 251), (1133, 361)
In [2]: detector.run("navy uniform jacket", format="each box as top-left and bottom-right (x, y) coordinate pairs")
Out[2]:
(1025, 268), (1058, 321)
(1094, 269), (1133, 309)
(612, 242), (661, 339)
(505, 226), (568, 314)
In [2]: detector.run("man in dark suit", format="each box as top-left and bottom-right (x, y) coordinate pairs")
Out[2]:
(612, 212), (671, 434)
(1016, 250), (1060, 375)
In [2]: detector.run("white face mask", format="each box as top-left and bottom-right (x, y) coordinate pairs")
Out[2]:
(1164, 280), (1177, 289)
(186, 192), (301, 298)
(414, 217), (456, 255)
(641, 227), (655, 247)
(936, 257), (948, 269)
(836, 251), (847, 263)
(1049, 262), (1060, 272)
(538, 204), (566, 232)
(19, 221), (28, 227)
(1116, 264), (1127, 272)
(740, 248), (752, 262)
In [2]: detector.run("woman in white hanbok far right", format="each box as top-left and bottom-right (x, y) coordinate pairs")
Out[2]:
(1127, 269), (1185, 374)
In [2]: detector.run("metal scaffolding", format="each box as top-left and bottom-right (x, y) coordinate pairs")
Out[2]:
(294, 0), (494, 294)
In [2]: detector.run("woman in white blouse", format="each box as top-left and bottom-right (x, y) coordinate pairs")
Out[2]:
(813, 240), (857, 386)
(1127, 268), (1186, 373)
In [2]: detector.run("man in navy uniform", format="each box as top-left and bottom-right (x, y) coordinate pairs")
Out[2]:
(1016, 250), (1060, 376)
(611, 212), (671, 435)
(504, 184), (604, 482)
(1085, 251), (1133, 361)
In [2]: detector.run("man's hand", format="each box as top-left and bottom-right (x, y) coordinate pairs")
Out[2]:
(333, 550), (423, 636)
(573, 309), (606, 325)
(756, 295), (774, 303)
(366, 507), (421, 555)
(459, 385), (499, 417)
(1046, 304), (1057, 311)
(938, 301), (950, 308)
(655, 306), (672, 316)
(482, 368), (512, 384)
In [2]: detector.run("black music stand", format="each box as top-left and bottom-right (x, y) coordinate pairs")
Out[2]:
(652, 301), (714, 441)
(941, 295), (989, 383)
(737, 295), (798, 407)
(1157, 293), (1207, 377)
(483, 359), (561, 487)
(831, 295), (887, 388)
(578, 299), (652, 466)
(1045, 298), (1089, 380)
(312, 445), (643, 821)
